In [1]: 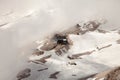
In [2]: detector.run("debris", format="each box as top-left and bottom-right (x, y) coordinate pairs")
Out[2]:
(49, 71), (60, 79)
(37, 68), (48, 72)
(16, 68), (31, 80)
(97, 44), (112, 51)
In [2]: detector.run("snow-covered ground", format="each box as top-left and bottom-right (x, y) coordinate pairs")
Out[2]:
(0, 0), (120, 80)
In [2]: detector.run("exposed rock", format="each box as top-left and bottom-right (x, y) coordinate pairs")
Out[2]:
(118, 30), (120, 34)
(53, 34), (69, 45)
(67, 55), (82, 60)
(29, 60), (42, 64)
(37, 68), (48, 72)
(97, 44), (112, 51)
(34, 55), (52, 63)
(80, 20), (101, 34)
(49, 71), (60, 79)
(32, 50), (44, 56)
(105, 67), (120, 80)
(40, 40), (57, 51)
(39, 20), (102, 55)
(95, 67), (120, 80)
(72, 74), (77, 76)
(77, 73), (97, 80)
(116, 39), (120, 44)
(0, 23), (8, 27)
(68, 50), (95, 60)
(62, 24), (81, 35)
(40, 34), (72, 54)
(55, 44), (70, 56)
(97, 29), (108, 34)
(16, 68), (31, 80)
(68, 62), (77, 65)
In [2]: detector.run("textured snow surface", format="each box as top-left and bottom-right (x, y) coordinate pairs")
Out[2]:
(28, 30), (120, 80)
(0, 0), (120, 80)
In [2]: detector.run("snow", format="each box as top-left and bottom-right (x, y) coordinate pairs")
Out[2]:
(27, 30), (120, 80)
(0, 0), (120, 80)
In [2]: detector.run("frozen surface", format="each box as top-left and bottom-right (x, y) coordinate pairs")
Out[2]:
(0, 0), (120, 80)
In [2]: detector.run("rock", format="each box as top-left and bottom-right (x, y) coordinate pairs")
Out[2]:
(49, 71), (60, 79)
(97, 44), (112, 51)
(94, 67), (120, 80)
(35, 55), (52, 63)
(37, 68), (48, 72)
(40, 40), (57, 51)
(16, 68), (31, 80)
(32, 50), (44, 56)
(116, 39), (120, 44)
